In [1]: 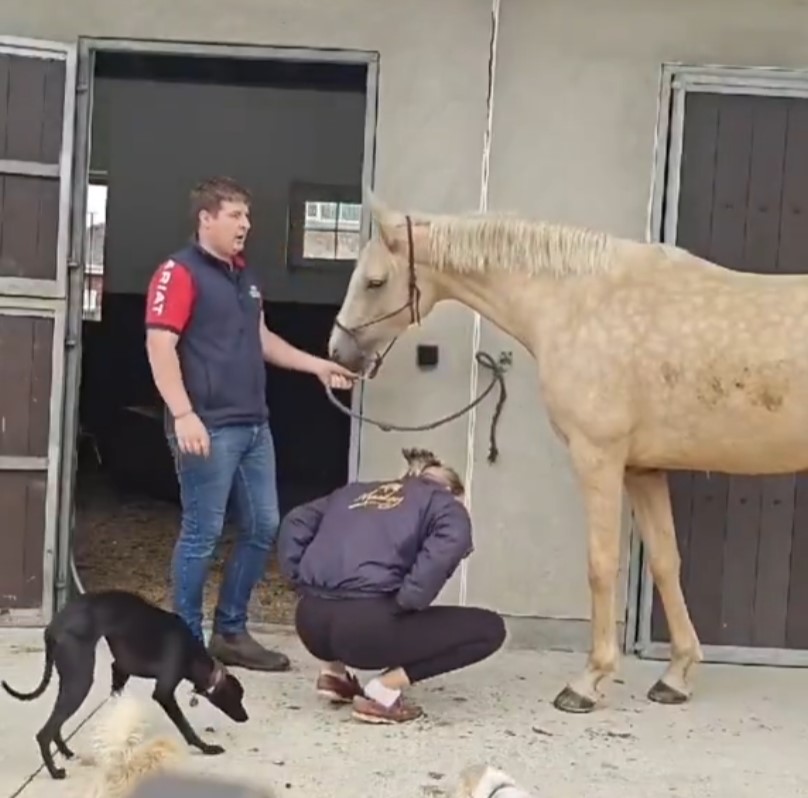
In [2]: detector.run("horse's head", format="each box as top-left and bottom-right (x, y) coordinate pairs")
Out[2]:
(328, 191), (441, 375)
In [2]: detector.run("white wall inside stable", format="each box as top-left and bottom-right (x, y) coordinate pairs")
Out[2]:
(89, 75), (365, 305)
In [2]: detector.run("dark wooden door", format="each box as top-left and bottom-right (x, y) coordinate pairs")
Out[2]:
(648, 91), (808, 651)
(0, 39), (76, 623)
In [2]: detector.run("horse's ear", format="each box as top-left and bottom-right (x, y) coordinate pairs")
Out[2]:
(365, 186), (405, 251)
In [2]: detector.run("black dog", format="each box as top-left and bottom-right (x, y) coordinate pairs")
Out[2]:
(2, 589), (248, 780)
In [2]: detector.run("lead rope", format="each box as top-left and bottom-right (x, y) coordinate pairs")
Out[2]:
(324, 349), (512, 463)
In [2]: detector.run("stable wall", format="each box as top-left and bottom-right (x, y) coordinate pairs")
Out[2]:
(0, 0), (493, 608)
(6, 0), (808, 647)
(466, 0), (808, 648)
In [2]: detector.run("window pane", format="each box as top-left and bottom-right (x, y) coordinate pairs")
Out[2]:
(304, 200), (338, 231)
(336, 231), (361, 260)
(303, 230), (338, 259)
(338, 203), (362, 228)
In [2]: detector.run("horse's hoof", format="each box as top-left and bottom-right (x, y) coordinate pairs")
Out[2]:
(552, 686), (596, 714)
(647, 679), (689, 705)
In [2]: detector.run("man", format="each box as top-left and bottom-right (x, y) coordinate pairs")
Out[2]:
(277, 447), (506, 723)
(144, 176), (356, 672)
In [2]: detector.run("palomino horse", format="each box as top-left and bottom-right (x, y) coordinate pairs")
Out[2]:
(328, 191), (808, 714)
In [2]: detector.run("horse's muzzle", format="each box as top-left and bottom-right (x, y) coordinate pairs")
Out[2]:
(328, 326), (367, 374)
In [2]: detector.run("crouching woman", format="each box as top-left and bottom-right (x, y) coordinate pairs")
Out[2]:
(277, 448), (506, 725)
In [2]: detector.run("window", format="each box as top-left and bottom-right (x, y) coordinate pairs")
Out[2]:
(287, 183), (363, 269)
(84, 173), (108, 321)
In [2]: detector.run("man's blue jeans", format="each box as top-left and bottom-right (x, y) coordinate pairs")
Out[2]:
(167, 422), (280, 642)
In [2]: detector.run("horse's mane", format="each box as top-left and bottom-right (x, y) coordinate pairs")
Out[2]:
(424, 212), (618, 278)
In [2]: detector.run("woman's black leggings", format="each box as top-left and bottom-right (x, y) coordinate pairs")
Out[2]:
(294, 594), (507, 683)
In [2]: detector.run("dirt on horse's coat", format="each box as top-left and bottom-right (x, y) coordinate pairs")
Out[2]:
(328, 190), (808, 713)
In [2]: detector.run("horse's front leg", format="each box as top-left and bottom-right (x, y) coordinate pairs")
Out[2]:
(553, 440), (625, 714)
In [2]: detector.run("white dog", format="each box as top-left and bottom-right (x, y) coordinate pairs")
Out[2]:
(83, 693), (183, 798)
(452, 764), (534, 798)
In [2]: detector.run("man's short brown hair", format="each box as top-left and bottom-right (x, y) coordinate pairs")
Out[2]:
(190, 176), (252, 222)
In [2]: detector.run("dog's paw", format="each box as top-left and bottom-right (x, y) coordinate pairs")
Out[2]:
(201, 744), (225, 756)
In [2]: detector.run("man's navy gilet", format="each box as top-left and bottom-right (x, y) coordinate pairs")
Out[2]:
(168, 243), (268, 430)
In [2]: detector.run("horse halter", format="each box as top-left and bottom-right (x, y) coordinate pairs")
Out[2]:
(324, 214), (511, 461)
(332, 215), (422, 378)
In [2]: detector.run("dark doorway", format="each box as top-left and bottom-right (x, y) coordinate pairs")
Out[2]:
(73, 48), (369, 626)
(650, 91), (808, 651)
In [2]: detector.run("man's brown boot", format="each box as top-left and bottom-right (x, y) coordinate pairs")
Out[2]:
(208, 631), (290, 672)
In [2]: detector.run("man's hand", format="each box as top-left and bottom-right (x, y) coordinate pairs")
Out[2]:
(175, 412), (211, 457)
(313, 358), (358, 391)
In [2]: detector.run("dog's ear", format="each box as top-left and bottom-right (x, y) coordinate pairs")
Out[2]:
(402, 447), (441, 476)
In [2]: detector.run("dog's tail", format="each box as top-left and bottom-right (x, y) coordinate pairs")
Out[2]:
(1, 632), (54, 701)
(89, 693), (182, 798)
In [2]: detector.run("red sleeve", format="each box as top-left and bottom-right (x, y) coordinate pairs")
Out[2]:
(145, 259), (195, 334)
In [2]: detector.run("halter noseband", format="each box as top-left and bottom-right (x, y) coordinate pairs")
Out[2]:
(333, 215), (421, 377)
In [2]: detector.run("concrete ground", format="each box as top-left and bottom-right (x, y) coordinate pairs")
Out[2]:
(1, 626), (806, 798)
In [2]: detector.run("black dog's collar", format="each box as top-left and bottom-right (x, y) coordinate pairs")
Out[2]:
(193, 661), (225, 697)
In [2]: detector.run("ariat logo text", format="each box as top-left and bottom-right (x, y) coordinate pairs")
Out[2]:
(151, 260), (176, 317)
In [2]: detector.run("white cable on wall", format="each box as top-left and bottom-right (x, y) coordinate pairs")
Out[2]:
(459, 0), (501, 606)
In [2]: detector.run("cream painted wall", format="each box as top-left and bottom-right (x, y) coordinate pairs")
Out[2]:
(465, 0), (808, 633)
(0, 0), (494, 603)
(6, 0), (808, 642)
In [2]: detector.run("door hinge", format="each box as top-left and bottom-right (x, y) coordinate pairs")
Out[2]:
(65, 336), (78, 349)
(67, 258), (80, 270)
(76, 82), (90, 94)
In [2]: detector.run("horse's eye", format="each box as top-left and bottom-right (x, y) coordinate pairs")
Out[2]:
(366, 278), (386, 290)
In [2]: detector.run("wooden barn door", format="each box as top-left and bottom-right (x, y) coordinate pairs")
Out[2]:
(0, 37), (77, 625)
(638, 76), (808, 664)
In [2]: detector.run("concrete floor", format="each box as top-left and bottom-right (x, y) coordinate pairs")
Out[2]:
(1, 626), (806, 798)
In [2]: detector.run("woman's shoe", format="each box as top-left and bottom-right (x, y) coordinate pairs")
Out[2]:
(316, 671), (364, 704)
(351, 694), (423, 724)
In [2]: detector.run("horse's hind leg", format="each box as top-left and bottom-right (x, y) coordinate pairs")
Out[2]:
(553, 441), (625, 713)
(624, 468), (702, 703)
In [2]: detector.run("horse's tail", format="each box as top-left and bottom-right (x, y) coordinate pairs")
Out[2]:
(1, 632), (54, 701)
